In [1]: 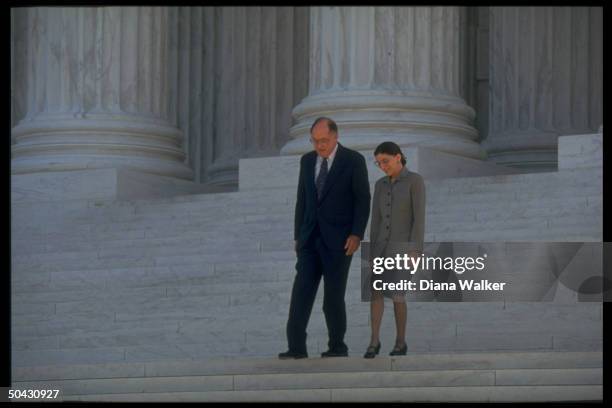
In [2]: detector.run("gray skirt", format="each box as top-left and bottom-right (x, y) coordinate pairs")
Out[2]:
(366, 243), (417, 301)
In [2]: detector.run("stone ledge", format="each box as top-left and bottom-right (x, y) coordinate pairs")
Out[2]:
(12, 351), (602, 381)
(11, 168), (212, 202)
(239, 146), (520, 191)
(558, 133), (603, 170)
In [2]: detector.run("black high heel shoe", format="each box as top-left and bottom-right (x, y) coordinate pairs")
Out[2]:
(363, 342), (381, 359)
(389, 342), (407, 356)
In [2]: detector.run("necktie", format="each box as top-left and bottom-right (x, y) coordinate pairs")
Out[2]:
(316, 158), (328, 200)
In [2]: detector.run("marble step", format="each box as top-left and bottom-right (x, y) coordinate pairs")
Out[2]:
(11, 258), (306, 293)
(11, 318), (601, 355)
(16, 213), (598, 257)
(427, 167), (599, 190)
(12, 230), (295, 254)
(12, 333), (601, 363)
(11, 327), (602, 369)
(11, 325), (601, 360)
(12, 216), (602, 261)
(12, 225), (601, 271)
(12, 188), (600, 229)
(11, 295), (601, 337)
(12, 315), (602, 354)
(13, 258), (601, 316)
(11, 304), (602, 347)
(11, 207), (601, 255)
(11, 351), (603, 402)
(12, 234), (602, 295)
(12, 299), (601, 349)
(50, 385), (602, 402)
(426, 180), (601, 198)
(11, 218), (293, 243)
(12, 368), (603, 398)
(12, 233), (297, 256)
(14, 309), (597, 352)
(12, 187), (294, 211)
(12, 278), (299, 304)
(12, 247), (296, 273)
(12, 350), (602, 378)
(12, 185), (601, 232)
(10, 167), (590, 212)
(426, 215), (601, 234)
(12, 236), (286, 264)
(11, 165), (599, 224)
(12, 202), (601, 249)
(11, 187), (599, 234)
(12, 168), (600, 217)
(426, 224), (602, 242)
(11, 295), (601, 334)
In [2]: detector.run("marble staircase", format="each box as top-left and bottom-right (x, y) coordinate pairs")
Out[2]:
(11, 351), (602, 402)
(10, 133), (603, 401)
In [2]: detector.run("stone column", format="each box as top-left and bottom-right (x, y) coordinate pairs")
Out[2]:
(167, 7), (309, 187)
(281, 6), (485, 160)
(11, 7), (193, 180)
(485, 7), (603, 170)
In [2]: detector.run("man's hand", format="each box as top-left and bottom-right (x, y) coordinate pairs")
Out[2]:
(344, 235), (361, 256)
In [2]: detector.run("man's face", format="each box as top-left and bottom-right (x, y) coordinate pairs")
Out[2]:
(310, 122), (338, 158)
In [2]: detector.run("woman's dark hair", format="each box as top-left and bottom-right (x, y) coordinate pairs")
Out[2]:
(374, 141), (406, 166)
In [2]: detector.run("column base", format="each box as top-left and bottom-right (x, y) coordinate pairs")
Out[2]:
(11, 114), (194, 180)
(205, 158), (239, 191)
(483, 133), (561, 172)
(280, 90), (486, 160)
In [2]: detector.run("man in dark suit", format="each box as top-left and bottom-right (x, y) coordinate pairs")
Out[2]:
(279, 117), (371, 359)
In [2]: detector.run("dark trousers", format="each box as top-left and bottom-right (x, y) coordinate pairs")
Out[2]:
(286, 226), (353, 353)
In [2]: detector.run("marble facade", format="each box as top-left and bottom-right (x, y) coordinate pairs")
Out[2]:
(485, 7), (603, 170)
(11, 6), (602, 188)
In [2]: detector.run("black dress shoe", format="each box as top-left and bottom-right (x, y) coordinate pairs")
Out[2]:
(278, 350), (308, 359)
(389, 343), (407, 356)
(321, 349), (348, 358)
(363, 342), (381, 359)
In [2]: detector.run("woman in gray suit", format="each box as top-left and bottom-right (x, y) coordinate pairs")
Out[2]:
(364, 142), (425, 358)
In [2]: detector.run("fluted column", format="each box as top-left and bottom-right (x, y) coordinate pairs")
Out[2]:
(11, 7), (193, 180)
(281, 6), (485, 160)
(485, 7), (603, 170)
(167, 7), (309, 187)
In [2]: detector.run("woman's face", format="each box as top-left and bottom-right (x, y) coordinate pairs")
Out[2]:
(374, 153), (403, 177)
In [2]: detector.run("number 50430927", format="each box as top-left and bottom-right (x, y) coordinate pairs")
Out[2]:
(8, 389), (60, 399)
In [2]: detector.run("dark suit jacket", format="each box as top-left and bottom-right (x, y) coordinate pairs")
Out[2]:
(294, 143), (371, 251)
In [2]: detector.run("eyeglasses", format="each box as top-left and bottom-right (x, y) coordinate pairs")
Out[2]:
(310, 137), (332, 146)
(374, 158), (392, 167)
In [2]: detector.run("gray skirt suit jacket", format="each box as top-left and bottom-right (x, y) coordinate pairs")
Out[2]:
(369, 167), (426, 286)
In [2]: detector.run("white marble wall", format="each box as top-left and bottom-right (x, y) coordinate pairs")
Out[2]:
(281, 6), (486, 161)
(485, 7), (603, 170)
(11, 7), (193, 180)
(168, 7), (309, 186)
